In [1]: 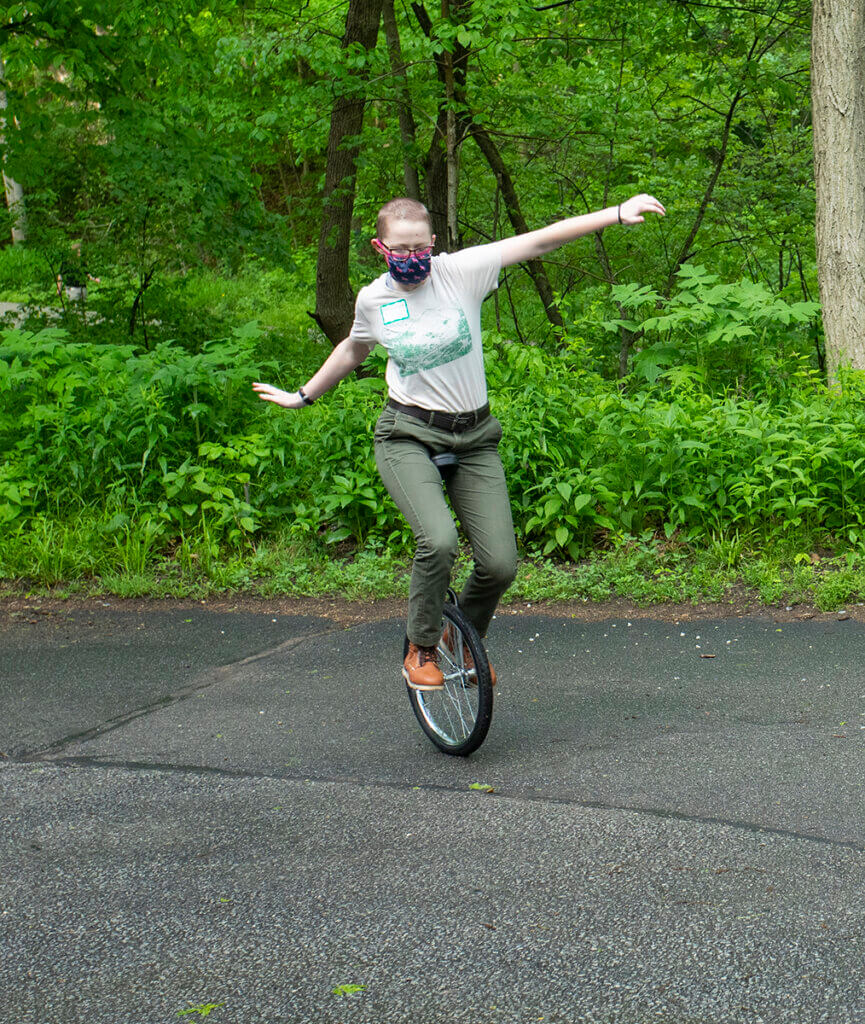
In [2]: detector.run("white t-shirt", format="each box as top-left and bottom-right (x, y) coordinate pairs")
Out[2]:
(348, 243), (501, 413)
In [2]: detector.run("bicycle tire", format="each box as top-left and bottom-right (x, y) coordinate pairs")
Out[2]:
(405, 600), (494, 756)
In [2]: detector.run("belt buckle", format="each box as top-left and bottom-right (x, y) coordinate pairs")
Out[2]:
(452, 412), (471, 430)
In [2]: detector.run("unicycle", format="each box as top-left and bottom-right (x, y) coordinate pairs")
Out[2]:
(405, 589), (494, 756)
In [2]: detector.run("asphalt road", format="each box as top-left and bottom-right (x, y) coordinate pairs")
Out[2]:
(2, 601), (864, 1024)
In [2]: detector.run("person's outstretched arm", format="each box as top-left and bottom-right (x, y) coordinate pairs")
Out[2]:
(494, 193), (665, 269)
(252, 337), (370, 409)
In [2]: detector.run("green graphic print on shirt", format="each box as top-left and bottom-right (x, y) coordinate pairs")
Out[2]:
(386, 305), (472, 377)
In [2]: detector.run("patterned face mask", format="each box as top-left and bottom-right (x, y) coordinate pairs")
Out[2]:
(373, 239), (433, 285)
(386, 251), (432, 285)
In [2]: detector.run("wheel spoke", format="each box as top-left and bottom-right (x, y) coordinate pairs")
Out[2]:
(443, 675), (471, 738)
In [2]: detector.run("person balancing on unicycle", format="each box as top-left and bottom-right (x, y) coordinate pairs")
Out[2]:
(253, 194), (665, 694)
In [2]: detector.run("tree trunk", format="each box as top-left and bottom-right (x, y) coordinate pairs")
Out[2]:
(424, 109), (450, 246)
(443, 46), (460, 251)
(812, 0), (865, 376)
(2, 170), (25, 243)
(382, 0), (421, 200)
(0, 57), (25, 243)
(311, 0), (383, 346)
(412, 0), (470, 249)
(412, 2), (561, 330)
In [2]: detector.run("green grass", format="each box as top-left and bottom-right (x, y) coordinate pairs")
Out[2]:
(0, 244), (50, 299)
(3, 521), (865, 612)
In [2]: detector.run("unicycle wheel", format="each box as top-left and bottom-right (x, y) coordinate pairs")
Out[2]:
(405, 600), (493, 756)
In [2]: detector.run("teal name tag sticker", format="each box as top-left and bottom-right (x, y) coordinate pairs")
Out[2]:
(380, 299), (410, 326)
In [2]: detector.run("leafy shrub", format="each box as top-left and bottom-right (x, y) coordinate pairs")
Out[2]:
(488, 334), (865, 559)
(1, 324), (276, 540)
(0, 325), (405, 551)
(6, 319), (865, 576)
(602, 263), (821, 396)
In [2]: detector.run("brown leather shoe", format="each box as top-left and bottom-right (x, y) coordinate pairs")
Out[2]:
(441, 624), (497, 686)
(403, 642), (444, 690)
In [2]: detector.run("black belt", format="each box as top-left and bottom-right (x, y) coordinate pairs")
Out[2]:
(387, 399), (490, 433)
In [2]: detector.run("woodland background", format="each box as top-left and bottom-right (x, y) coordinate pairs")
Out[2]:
(3, 0), (865, 608)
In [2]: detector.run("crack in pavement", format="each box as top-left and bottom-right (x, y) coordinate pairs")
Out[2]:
(13, 754), (865, 855)
(10, 625), (343, 761)
(10, 615), (864, 857)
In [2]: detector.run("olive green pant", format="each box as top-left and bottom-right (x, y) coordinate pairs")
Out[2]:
(374, 406), (518, 647)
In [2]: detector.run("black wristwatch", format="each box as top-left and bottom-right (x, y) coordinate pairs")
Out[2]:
(297, 387), (315, 406)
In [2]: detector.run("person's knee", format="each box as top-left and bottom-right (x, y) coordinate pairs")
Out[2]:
(417, 524), (459, 569)
(479, 552), (518, 591)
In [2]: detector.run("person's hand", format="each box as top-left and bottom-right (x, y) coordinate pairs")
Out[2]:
(619, 194), (666, 225)
(252, 382), (308, 409)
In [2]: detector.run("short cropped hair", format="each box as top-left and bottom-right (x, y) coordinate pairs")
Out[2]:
(376, 198), (432, 239)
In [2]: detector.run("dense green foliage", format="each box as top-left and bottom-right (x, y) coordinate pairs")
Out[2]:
(2, 0), (814, 350)
(6, 308), (865, 609)
(2, 1), (855, 607)
(4, 310), (863, 558)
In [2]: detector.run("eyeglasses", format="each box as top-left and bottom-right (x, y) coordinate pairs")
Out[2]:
(372, 239), (434, 259)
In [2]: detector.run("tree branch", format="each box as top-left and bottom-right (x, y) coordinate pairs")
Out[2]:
(468, 117), (564, 331)
(665, 88), (743, 293)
